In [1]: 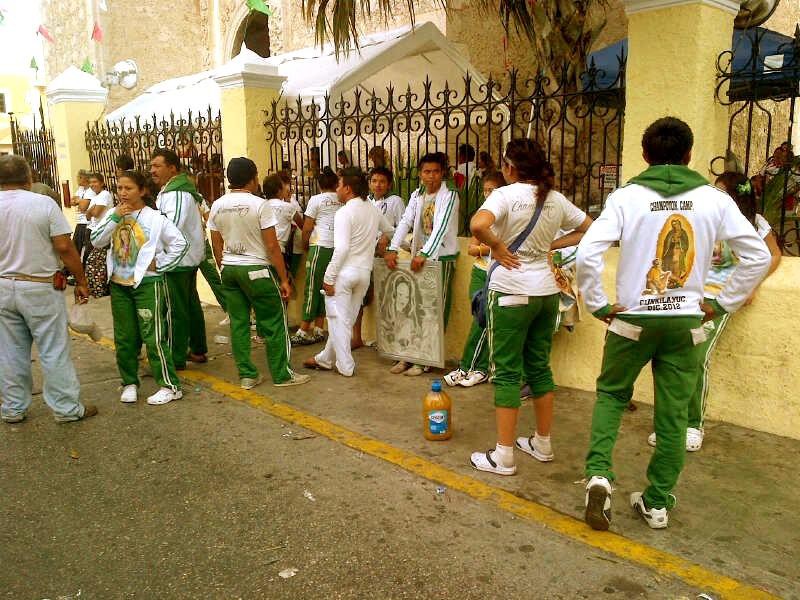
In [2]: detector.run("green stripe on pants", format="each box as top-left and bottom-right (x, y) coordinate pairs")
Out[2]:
(689, 311), (730, 429)
(302, 245), (334, 322)
(166, 268), (207, 367)
(441, 259), (456, 328)
(110, 279), (180, 392)
(487, 290), (559, 408)
(199, 239), (227, 311)
(459, 265), (489, 373)
(221, 264), (293, 384)
(585, 315), (703, 509)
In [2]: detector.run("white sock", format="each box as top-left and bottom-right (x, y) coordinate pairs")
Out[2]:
(534, 432), (552, 453)
(494, 443), (515, 468)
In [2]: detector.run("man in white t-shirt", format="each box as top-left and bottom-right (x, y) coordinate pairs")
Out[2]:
(208, 157), (310, 389)
(577, 117), (771, 531)
(0, 155), (98, 424)
(303, 168), (392, 376)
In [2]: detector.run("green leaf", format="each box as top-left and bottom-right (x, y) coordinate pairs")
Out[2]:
(30, 57), (38, 70)
(81, 57), (94, 74)
(246, 0), (274, 16)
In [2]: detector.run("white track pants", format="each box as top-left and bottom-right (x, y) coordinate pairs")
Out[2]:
(315, 267), (371, 376)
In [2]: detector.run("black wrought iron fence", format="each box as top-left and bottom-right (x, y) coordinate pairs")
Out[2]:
(712, 26), (800, 255)
(264, 61), (625, 233)
(10, 113), (59, 191)
(85, 108), (224, 203)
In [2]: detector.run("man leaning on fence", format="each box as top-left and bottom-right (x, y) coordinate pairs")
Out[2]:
(150, 148), (209, 369)
(0, 155), (98, 424)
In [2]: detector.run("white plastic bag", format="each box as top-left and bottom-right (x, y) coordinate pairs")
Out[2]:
(68, 303), (102, 341)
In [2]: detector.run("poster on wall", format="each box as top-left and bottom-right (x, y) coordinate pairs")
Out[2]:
(373, 259), (445, 369)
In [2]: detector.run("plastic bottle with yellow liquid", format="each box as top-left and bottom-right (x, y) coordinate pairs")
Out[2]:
(423, 379), (452, 441)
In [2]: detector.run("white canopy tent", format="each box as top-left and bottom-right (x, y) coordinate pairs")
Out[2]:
(105, 22), (500, 121)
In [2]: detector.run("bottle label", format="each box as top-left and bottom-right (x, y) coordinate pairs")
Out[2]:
(428, 410), (448, 435)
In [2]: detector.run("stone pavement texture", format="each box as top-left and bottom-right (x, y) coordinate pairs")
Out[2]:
(1, 297), (798, 599)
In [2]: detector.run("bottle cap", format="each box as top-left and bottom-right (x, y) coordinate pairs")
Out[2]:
(431, 379), (442, 392)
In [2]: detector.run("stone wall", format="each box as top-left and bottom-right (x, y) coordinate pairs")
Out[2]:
(42, 0), (208, 113)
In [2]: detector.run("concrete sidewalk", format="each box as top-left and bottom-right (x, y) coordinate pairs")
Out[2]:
(1, 296), (797, 598)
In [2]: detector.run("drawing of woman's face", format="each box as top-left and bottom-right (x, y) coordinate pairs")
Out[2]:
(395, 281), (411, 313)
(120, 228), (131, 245)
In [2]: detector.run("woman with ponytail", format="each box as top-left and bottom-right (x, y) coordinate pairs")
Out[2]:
(469, 139), (593, 476)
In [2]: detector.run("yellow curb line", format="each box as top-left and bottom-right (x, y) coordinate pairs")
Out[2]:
(94, 338), (776, 599)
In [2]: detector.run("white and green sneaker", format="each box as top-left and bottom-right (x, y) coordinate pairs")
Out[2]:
(585, 475), (613, 531)
(630, 492), (671, 529)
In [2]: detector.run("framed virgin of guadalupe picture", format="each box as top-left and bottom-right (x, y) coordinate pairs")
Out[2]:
(373, 259), (446, 369)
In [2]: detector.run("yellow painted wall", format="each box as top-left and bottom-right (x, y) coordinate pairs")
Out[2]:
(49, 100), (105, 191)
(621, 3), (733, 180)
(0, 74), (42, 151)
(218, 86), (281, 180)
(197, 238), (800, 440)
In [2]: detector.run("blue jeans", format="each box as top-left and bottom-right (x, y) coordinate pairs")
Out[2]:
(0, 279), (85, 422)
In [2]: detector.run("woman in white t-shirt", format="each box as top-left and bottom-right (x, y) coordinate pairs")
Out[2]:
(84, 173), (114, 296)
(469, 139), (593, 476)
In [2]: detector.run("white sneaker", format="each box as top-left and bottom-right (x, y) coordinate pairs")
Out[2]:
(469, 450), (516, 476)
(219, 315), (230, 326)
(240, 375), (264, 390)
(648, 427), (704, 452)
(443, 368), (467, 386)
(515, 435), (554, 462)
(460, 370), (488, 387)
(630, 492), (670, 529)
(274, 373), (311, 387)
(685, 427), (704, 451)
(120, 385), (138, 403)
(146, 387), (183, 406)
(585, 476), (613, 531)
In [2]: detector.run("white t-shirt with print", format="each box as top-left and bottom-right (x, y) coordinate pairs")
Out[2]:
(481, 183), (587, 296)
(207, 192), (278, 266)
(87, 189), (113, 230)
(304, 191), (341, 248)
(75, 187), (95, 225)
(266, 198), (300, 252)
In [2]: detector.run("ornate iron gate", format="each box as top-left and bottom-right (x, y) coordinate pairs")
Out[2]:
(264, 61), (625, 232)
(10, 113), (59, 190)
(85, 108), (225, 203)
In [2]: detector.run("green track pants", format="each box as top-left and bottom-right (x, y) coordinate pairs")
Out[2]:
(459, 265), (489, 374)
(166, 268), (207, 368)
(302, 245), (334, 322)
(585, 315), (704, 509)
(487, 291), (559, 408)
(110, 279), (181, 392)
(221, 264), (294, 384)
(199, 239), (227, 311)
(689, 312), (730, 429)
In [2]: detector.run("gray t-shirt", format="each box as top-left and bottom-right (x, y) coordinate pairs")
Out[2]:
(0, 189), (72, 278)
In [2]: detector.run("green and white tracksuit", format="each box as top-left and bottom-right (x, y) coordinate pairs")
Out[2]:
(458, 260), (489, 374)
(388, 184), (460, 326)
(691, 214), (772, 429)
(577, 165), (772, 509)
(302, 192), (341, 322)
(157, 174), (208, 366)
(481, 183), (588, 408)
(91, 206), (189, 392)
(208, 191), (295, 384)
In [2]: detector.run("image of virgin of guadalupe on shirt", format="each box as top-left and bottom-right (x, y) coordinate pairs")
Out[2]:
(111, 217), (148, 286)
(642, 214), (696, 295)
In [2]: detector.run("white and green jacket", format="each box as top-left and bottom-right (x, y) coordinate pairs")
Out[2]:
(156, 174), (206, 269)
(91, 206), (189, 289)
(388, 184), (459, 260)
